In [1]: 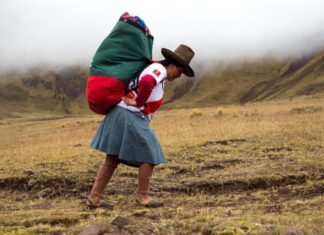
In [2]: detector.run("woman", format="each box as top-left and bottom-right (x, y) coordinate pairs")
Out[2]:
(87, 44), (195, 208)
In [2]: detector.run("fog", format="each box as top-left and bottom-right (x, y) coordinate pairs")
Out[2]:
(1, 0), (324, 72)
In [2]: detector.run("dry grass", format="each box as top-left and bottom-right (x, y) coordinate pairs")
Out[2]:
(0, 96), (323, 234)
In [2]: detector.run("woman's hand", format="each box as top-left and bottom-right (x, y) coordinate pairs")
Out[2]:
(122, 96), (137, 106)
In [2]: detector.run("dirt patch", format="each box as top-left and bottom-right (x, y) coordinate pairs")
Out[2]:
(166, 175), (308, 195)
(27, 116), (72, 122)
(23, 217), (79, 227)
(169, 158), (244, 176)
(172, 167), (195, 175)
(263, 204), (283, 213)
(0, 176), (93, 197)
(202, 138), (247, 146)
(277, 185), (324, 199)
(200, 159), (244, 171)
(263, 146), (293, 153)
(221, 194), (262, 207)
(290, 106), (323, 114)
(200, 162), (225, 171)
(0, 174), (139, 198)
(0, 217), (79, 228)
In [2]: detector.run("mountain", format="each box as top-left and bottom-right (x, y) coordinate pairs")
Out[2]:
(163, 51), (324, 108)
(0, 65), (89, 117)
(241, 52), (324, 102)
(0, 52), (324, 117)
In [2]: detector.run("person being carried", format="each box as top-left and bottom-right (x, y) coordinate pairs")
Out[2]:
(87, 44), (195, 208)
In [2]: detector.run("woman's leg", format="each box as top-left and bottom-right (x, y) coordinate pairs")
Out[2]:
(137, 163), (163, 207)
(87, 154), (120, 206)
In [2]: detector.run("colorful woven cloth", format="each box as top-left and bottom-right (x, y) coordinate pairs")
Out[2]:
(119, 12), (151, 35)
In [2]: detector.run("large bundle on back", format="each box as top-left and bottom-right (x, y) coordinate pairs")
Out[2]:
(86, 12), (154, 114)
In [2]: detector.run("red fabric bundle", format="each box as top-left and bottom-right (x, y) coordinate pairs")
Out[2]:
(86, 75), (125, 114)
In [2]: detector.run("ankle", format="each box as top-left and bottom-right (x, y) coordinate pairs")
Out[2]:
(137, 189), (149, 196)
(136, 190), (150, 199)
(136, 195), (152, 205)
(87, 195), (101, 206)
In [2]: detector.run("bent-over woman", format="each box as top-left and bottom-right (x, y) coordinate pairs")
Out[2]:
(87, 44), (195, 208)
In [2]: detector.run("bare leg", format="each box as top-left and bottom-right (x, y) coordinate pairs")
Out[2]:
(87, 154), (119, 206)
(136, 163), (163, 207)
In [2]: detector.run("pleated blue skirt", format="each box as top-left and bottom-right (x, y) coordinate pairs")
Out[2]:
(91, 106), (166, 167)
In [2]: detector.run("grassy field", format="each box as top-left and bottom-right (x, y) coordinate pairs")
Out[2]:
(0, 96), (323, 235)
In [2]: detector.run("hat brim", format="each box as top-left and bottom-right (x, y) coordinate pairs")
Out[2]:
(161, 48), (194, 77)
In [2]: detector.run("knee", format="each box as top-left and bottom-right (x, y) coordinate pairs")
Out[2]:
(104, 154), (120, 168)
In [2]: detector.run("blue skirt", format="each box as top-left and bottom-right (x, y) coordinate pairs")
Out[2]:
(91, 106), (166, 167)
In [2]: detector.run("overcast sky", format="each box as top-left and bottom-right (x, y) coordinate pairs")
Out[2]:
(1, 0), (324, 72)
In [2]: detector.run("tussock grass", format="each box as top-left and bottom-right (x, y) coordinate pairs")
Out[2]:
(0, 96), (323, 234)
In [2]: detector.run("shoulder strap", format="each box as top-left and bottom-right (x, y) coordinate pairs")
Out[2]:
(129, 61), (153, 93)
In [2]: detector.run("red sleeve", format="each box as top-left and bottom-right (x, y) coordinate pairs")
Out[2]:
(135, 75), (157, 107)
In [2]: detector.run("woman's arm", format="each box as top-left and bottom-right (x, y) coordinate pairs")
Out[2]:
(122, 75), (156, 107)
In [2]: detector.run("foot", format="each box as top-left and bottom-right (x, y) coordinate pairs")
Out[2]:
(136, 196), (164, 208)
(86, 198), (114, 210)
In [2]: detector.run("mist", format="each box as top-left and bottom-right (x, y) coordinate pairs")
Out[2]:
(1, 0), (324, 73)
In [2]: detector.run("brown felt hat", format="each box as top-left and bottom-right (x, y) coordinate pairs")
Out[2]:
(161, 44), (195, 77)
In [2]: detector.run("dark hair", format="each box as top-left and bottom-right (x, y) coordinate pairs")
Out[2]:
(159, 59), (182, 68)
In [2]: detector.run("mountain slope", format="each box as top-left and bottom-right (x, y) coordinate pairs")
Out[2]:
(241, 52), (324, 102)
(164, 52), (324, 108)
(0, 66), (89, 117)
(163, 59), (286, 108)
(1, 52), (324, 117)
